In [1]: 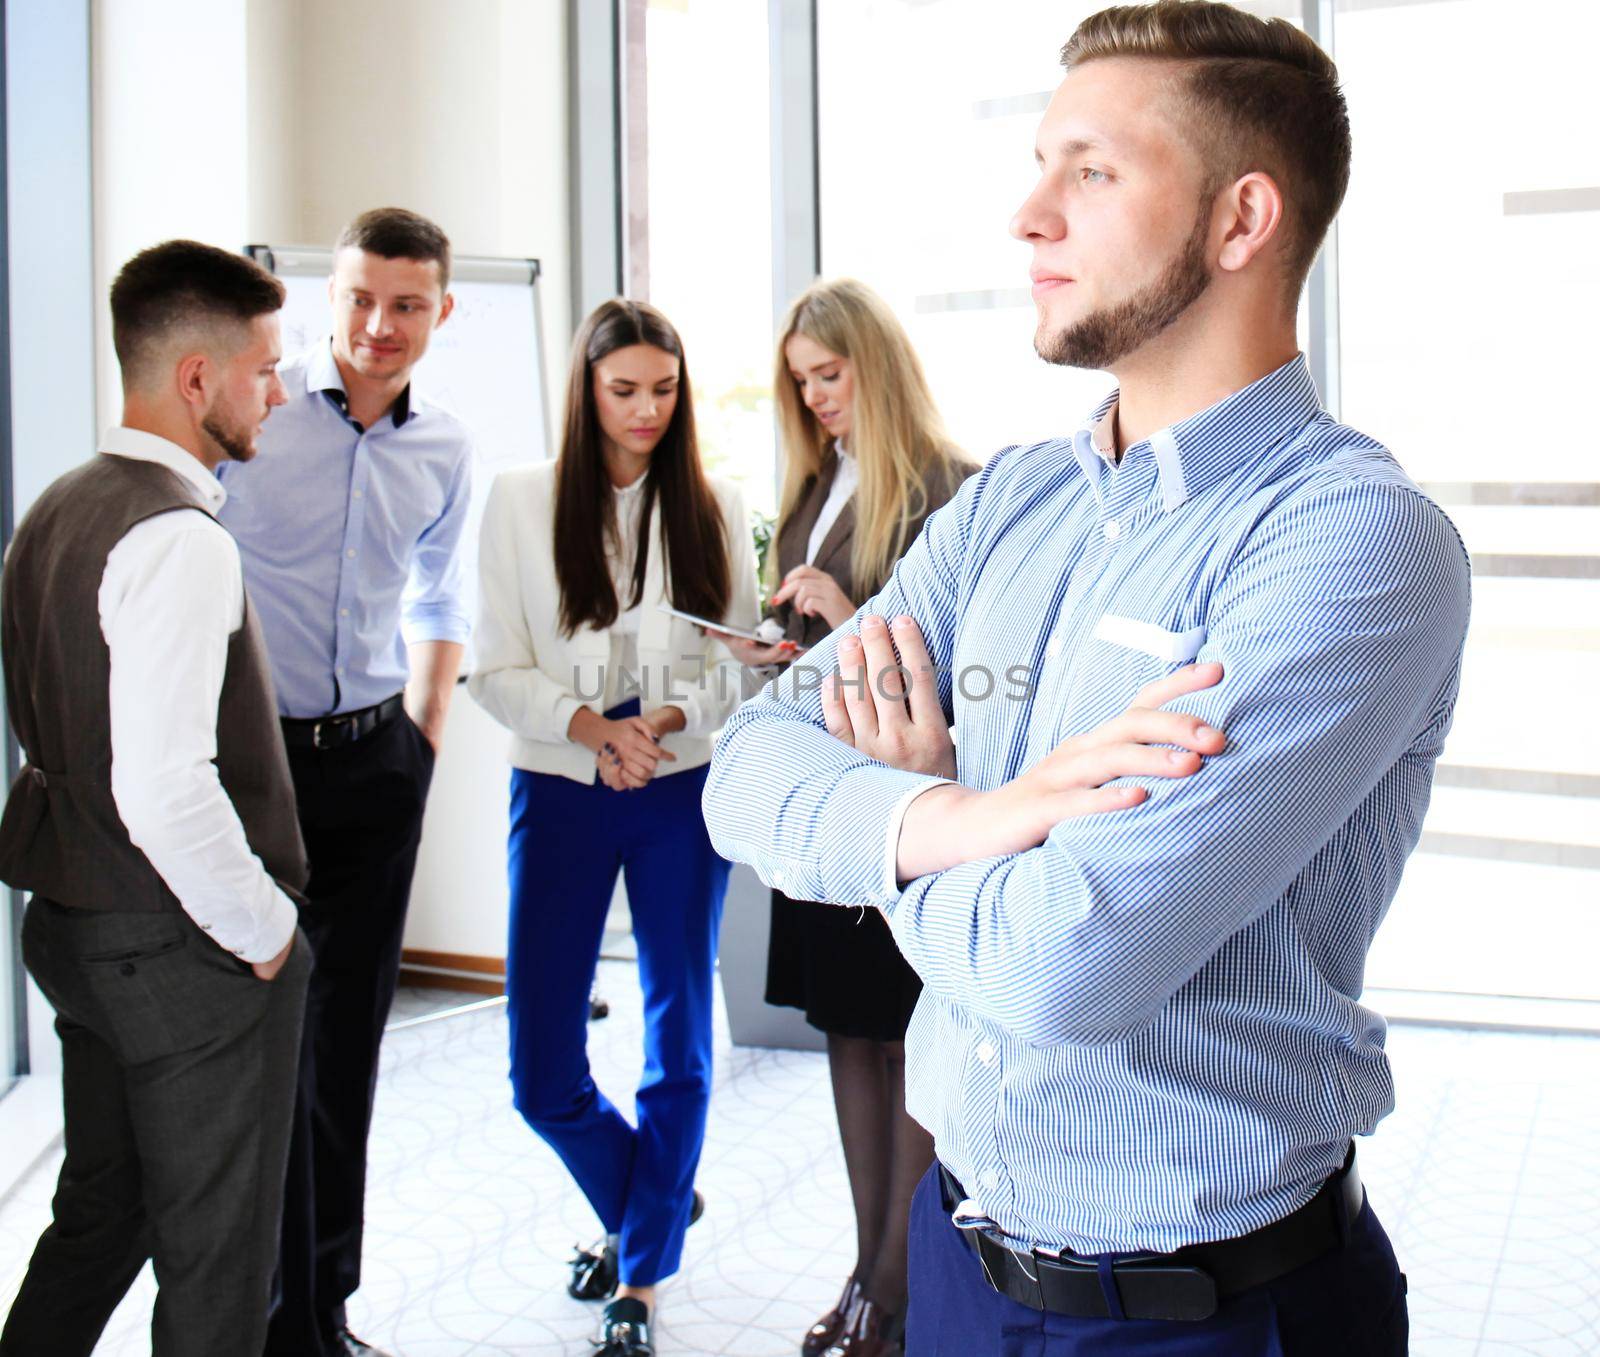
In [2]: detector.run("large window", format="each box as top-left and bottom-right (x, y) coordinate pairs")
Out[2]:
(810, 0), (1599, 1021)
(640, 0), (778, 520)
(818, 1), (1306, 457)
(1333, 0), (1600, 1013)
(818, 1), (1112, 456)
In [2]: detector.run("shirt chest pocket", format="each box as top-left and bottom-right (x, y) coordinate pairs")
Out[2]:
(1091, 613), (1207, 665)
(1051, 612), (1209, 746)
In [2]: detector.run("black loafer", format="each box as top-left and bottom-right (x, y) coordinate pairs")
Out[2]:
(594, 1297), (654, 1356)
(569, 1189), (703, 1302)
(569, 1237), (620, 1301)
(333, 1329), (394, 1357)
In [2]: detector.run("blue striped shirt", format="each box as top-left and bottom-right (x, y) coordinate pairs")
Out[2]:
(703, 356), (1471, 1255)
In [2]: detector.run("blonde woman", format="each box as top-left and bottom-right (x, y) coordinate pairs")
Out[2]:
(722, 278), (972, 1357)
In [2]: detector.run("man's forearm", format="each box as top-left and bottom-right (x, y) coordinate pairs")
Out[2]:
(406, 640), (465, 749)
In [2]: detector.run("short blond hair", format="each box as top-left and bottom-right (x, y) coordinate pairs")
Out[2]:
(1063, 1), (1350, 285)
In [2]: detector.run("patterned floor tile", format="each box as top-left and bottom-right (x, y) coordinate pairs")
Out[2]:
(2, 972), (1599, 1354)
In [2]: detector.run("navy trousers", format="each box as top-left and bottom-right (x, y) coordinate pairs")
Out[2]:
(905, 1164), (1409, 1356)
(505, 736), (729, 1287)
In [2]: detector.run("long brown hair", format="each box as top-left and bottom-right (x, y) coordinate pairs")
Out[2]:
(774, 278), (969, 597)
(554, 299), (730, 637)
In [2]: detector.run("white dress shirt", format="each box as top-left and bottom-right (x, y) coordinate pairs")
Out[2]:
(805, 441), (858, 565)
(604, 474), (647, 711)
(98, 427), (299, 963)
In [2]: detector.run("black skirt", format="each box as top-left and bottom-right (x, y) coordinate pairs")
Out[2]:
(764, 889), (923, 1041)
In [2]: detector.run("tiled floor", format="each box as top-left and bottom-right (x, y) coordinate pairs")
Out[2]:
(3, 963), (1599, 1355)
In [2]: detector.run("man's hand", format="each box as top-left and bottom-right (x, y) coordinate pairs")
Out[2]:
(405, 639), (465, 754)
(822, 614), (955, 778)
(895, 662), (1227, 882)
(771, 565), (855, 630)
(251, 930), (296, 982)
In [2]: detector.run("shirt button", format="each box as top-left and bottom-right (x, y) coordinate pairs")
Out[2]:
(1045, 636), (1063, 660)
(353, 489), (364, 499)
(1103, 519), (1122, 541)
(979, 1170), (1000, 1192)
(976, 1040), (996, 1065)
(340, 608), (351, 617)
(346, 548), (357, 559)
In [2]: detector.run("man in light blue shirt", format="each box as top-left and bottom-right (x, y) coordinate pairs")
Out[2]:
(218, 336), (471, 720)
(219, 207), (470, 1357)
(704, 5), (1468, 1353)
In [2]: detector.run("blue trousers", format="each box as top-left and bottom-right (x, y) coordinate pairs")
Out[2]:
(504, 748), (729, 1287)
(904, 1164), (1409, 1356)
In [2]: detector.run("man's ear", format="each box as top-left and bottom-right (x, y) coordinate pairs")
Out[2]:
(174, 351), (212, 412)
(1216, 170), (1286, 274)
(435, 291), (455, 329)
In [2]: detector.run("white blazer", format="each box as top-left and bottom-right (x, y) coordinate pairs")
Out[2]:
(468, 459), (760, 783)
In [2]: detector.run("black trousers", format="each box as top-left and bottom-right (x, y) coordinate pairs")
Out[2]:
(265, 711), (434, 1356)
(1, 900), (310, 1357)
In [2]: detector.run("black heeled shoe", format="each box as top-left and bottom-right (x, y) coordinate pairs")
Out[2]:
(803, 1275), (862, 1356)
(568, 1190), (704, 1302)
(823, 1295), (904, 1357)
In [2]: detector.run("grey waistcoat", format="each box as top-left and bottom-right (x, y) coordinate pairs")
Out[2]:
(0, 453), (309, 911)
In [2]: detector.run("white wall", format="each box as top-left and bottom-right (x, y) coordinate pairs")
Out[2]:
(291, 0), (572, 421)
(89, 0), (572, 963)
(94, 0), (571, 426)
(92, 0), (252, 429)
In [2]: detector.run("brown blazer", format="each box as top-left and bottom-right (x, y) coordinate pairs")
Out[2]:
(771, 453), (969, 650)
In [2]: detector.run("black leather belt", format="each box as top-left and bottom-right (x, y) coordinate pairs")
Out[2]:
(941, 1144), (1364, 1323)
(280, 693), (406, 751)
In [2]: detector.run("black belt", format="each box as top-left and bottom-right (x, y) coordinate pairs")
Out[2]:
(941, 1144), (1364, 1323)
(280, 693), (406, 751)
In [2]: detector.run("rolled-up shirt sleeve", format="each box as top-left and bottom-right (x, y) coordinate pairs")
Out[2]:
(401, 442), (473, 646)
(102, 512), (299, 964)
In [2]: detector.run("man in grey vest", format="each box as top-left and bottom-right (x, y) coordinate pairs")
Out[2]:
(0, 240), (312, 1357)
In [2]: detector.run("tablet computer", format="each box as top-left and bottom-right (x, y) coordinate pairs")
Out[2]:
(656, 604), (767, 642)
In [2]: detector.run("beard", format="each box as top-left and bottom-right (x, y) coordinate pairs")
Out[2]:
(1035, 205), (1214, 371)
(202, 403), (258, 464)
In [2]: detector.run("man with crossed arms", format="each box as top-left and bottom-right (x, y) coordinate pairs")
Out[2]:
(704, 3), (1469, 1352)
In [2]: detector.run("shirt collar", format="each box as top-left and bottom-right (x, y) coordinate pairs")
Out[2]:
(1072, 354), (1321, 513)
(306, 336), (416, 428)
(99, 426), (226, 511)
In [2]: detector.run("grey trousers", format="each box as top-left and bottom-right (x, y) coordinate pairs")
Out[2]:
(0, 898), (309, 1357)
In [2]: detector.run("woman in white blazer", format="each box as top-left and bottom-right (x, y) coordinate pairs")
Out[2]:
(469, 299), (757, 1357)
